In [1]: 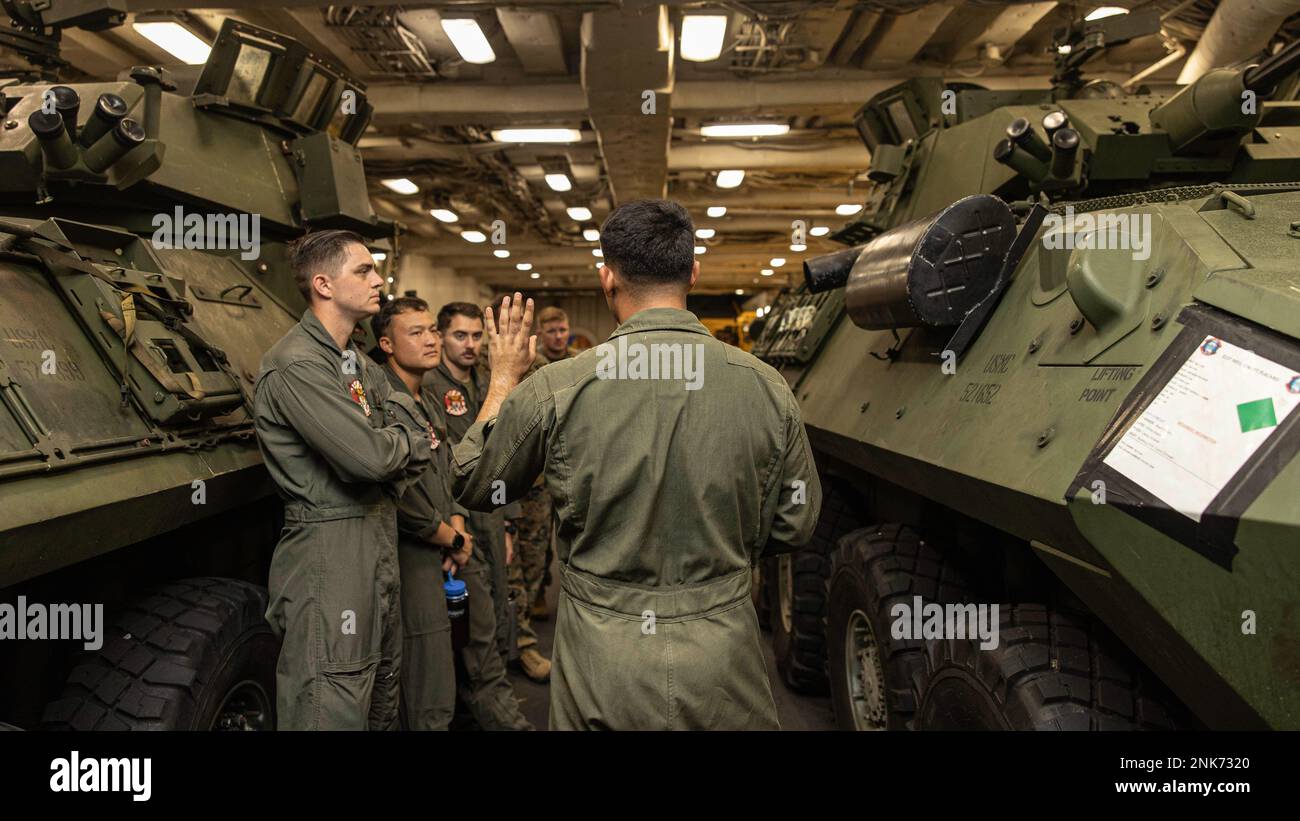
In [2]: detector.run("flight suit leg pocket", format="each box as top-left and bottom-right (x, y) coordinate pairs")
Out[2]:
(318, 653), (381, 730)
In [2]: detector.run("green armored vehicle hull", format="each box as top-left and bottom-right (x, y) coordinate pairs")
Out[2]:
(0, 16), (387, 729)
(757, 32), (1300, 730)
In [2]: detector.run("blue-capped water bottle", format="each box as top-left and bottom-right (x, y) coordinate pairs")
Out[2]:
(445, 572), (469, 653)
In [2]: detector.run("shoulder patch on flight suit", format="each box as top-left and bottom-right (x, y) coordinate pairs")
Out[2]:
(348, 379), (372, 417)
(444, 388), (468, 416)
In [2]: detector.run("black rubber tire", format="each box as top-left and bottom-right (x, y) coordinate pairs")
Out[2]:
(916, 604), (1182, 730)
(41, 577), (279, 731)
(827, 524), (974, 730)
(768, 483), (864, 694)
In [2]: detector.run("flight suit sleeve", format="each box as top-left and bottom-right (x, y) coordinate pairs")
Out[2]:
(267, 360), (431, 484)
(451, 377), (549, 512)
(395, 479), (443, 543)
(764, 389), (822, 555)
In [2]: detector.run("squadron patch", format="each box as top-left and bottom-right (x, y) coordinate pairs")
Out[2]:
(429, 423), (441, 450)
(348, 379), (372, 417)
(443, 388), (468, 417)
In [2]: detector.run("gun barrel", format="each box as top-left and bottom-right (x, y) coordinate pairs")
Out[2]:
(1244, 38), (1300, 94)
(804, 244), (867, 293)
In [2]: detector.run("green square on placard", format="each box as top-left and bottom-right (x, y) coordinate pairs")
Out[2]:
(1237, 398), (1277, 433)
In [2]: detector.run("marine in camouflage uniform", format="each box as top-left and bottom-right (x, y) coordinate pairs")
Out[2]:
(508, 306), (579, 680)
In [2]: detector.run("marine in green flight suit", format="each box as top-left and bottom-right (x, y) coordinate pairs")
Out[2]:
(424, 303), (522, 670)
(453, 201), (822, 730)
(373, 298), (465, 731)
(254, 231), (431, 731)
(374, 297), (531, 731)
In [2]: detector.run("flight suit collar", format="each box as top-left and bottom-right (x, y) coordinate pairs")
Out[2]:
(435, 361), (486, 395)
(608, 307), (711, 340)
(381, 362), (422, 404)
(299, 308), (354, 355)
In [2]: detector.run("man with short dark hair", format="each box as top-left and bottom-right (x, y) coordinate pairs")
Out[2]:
(255, 229), (432, 730)
(453, 200), (823, 730)
(426, 302), (530, 678)
(373, 297), (532, 731)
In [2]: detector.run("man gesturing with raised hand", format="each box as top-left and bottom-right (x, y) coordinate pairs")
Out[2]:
(454, 200), (821, 730)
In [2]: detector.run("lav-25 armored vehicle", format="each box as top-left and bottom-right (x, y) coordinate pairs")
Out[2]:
(756, 10), (1300, 730)
(0, 5), (388, 729)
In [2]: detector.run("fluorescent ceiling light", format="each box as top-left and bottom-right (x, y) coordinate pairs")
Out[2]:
(701, 123), (790, 138)
(715, 169), (745, 189)
(386, 276), (394, 284)
(134, 21), (212, 65)
(592, 248), (603, 257)
(790, 243), (806, 252)
(382, 178), (419, 195)
(440, 18), (496, 64)
(545, 173), (572, 192)
(770, 257), (786, 267)
(372, 252), (387, 261)
(530, 271), (541, 279)
(760, 268), (774, 277)
(566, 206), (593, 221)
(707, 206), (727, 218)
(386, 294), (394, 301)
(836, 203), (863, 216)
(491, 128), (582, 143)
(494, 249), (510, 258)
(461, 230), (487, 243)
(582, 228), (600, 241)
(681, 15), (728, 62)
(809, 226), (830, 237)
(694, 246), (706, 255)
(1056, 44), (1073, 55)
(516, 263), (533, 271)
(695, 228), (716, 239)
(596, 261), (604, 268)
(1085, 7), (1128, 21)
(430, 208), (458, 223)
(734, 289), (744, 295)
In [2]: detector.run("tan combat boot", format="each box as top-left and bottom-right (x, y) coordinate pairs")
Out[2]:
(518, 647), (551, 682)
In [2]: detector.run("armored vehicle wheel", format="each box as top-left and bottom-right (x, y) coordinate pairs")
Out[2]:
(42, 577), (278, 731)
(768, 483), (863, 695)
(826, 524), (973, 730)
(915, 604), (1182, 730)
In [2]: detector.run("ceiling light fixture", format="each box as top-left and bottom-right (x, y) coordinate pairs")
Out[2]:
(592, 248), (603, 257)
(760, 269), (774, 277)
(133, 21), (212, 65)
(790, 243), (806, 252)
(694, 246), (706, 255)
(461, 230), (487, 243)
(1085, 7), (1128, 21)
(681, 15), (728, 62)
(382, 178), (419, 195)
(582, 228), (600, 241)
(372, 253), (387, 262)
(545, 173), (572, 192)
(566, 206), (593, 221)
(494, 249), (510, 258)
(429, 208), (458, 223)
(707, 206), (727, 218)
(516, 263), (533, 271)
(440, 17), (496, 64)
(701, 123), (790, 138)
(836, 203), (863, 216)
(491, 128), (582, 143)
(695, 228), (716, 239)
(770, 257), (786, 267)
(715, 169), (745, 189)
(810, 226), (830, 237)
(530, 271), (541, 279)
